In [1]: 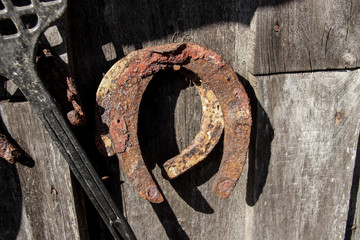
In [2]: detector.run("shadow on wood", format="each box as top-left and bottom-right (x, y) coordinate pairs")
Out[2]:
(65, 0), (289, 238)
(238, 75), (274, 206)
(0, 117), (35, 168)
(136, 68), (227, 239)
(138, 68), (220, 211)
(0, 161), (22, 240)
(67, 0), (296, 120)
(0, 120), (33, 239)
(345, 133), (360, 239)
(68, 0), (294, 45)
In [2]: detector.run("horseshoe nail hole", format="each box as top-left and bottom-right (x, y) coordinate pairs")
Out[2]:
(21, 14), (38, 30)
(117, 119), (120, 123)
(217, 105), (220, 110)
(0, 18), (18, 36)
(227, 77), (231, 82)
(10, 0), (31, 6)
(146, 185), (159, 199)
(220, 180), (234, 192)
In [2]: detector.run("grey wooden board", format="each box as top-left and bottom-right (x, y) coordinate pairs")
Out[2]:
(251, 69), (360, 239)
(66, 1), (259, 238)
(253, 0), (360, 75)
(2, 72), (357, 239)
(65, 0), (360, 239)
(65, 0), (265, 107)
(0, 102), (87, 240)
(114, 68), (360, 240)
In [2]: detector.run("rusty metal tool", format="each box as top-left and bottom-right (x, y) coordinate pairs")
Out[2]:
(96, 42), (252, 202)
(0, 1), (135, 239)
(36, 44), (86, 127)
(0, 131), (22, 164)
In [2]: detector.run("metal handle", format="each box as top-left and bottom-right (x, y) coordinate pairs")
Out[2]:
(42, 108), (136, 240)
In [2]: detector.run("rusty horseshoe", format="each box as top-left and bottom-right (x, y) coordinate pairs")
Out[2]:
(95, 42), (252, 203)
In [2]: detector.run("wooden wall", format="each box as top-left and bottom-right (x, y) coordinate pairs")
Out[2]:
(0, 0), (359, 239)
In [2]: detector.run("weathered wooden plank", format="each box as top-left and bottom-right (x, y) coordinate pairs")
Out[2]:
(118, 70), (360, 240)
(66, 0), (258, 106)
(65, 1), (360, 239)
(250, 69), (360, 239)
(253, 0), (360, 74)
(3, 69), (357, 239)
(0, 102), (88, 240)
(66, 1), (257, 238)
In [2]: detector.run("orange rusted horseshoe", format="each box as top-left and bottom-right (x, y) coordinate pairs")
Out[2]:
(95, 42), (252, 202)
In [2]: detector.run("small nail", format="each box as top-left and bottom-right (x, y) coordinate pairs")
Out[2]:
(274, 24), (280, 32)
(335, 109), (342, 124)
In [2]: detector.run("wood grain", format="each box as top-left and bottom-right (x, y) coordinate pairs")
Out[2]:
(66, 1), (360, 239)
(252, 69), (360, 239)
(253, 0), (360, 74)
(118, 69), (360, 240)
(0, 102), (87, 240)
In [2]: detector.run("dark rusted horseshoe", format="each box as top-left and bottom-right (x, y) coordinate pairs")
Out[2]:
(95, 42), (252, 202)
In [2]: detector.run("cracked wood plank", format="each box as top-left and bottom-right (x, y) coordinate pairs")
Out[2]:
(252, 0), (360, 74)
(250, 69), (360, 239)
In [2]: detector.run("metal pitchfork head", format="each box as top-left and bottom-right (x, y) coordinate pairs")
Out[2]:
(0, 1), (136, 239)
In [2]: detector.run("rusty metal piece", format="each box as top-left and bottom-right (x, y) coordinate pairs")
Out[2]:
(36, 45), (86, 127)
(335, 109), (342, 124)
(163, 85), (224, 178)
(274, 24), (280, 32)
(0, 132), (22, 164)
(95, 42), (252, 201)
(66, 76), (86, 126)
